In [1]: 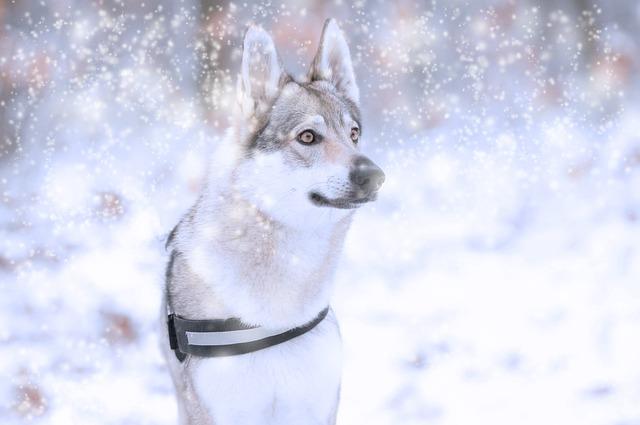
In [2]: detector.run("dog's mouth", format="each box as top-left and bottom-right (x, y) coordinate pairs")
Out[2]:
(309, 192), (377, 209)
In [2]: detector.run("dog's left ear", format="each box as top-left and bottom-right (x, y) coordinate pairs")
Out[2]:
(238, 25), (287, 118)
(309, 19), (359, 104)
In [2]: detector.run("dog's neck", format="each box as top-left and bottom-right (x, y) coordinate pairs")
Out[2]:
(170, 186), (353, 328)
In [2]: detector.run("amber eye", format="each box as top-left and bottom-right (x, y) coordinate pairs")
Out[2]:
(298, 130), (316, 144)
(350, 127), (360, 143)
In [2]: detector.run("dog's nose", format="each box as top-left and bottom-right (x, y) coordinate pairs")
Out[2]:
(350, 156), (385, 195)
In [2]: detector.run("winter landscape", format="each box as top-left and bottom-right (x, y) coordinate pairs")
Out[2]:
(1, 0), (639, 424)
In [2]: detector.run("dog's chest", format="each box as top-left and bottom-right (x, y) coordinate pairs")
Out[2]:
(189, 229), (340, 327)
(191, 317), (342, 425)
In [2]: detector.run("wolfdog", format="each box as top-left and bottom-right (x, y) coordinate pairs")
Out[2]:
(161, 19), (385, 425)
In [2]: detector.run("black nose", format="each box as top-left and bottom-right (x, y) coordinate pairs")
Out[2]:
(349, 156), (385, 195)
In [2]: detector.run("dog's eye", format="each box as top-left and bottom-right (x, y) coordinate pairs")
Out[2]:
(297, 130), (316, 144)
(350, 127), (360, 144)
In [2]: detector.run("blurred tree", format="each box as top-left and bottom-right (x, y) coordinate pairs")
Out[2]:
(197, 0), (238, 128)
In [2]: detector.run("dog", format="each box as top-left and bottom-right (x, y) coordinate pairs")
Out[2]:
(161, 19), (385, 425)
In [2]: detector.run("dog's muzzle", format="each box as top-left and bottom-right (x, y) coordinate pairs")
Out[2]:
(309, 156), (385, 209)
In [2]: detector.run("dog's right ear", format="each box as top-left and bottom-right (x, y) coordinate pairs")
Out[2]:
(238, 26), (287, 119)
(309, 19), (359, 104)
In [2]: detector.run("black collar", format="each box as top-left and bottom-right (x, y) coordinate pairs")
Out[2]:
(167, 308), (330, 361)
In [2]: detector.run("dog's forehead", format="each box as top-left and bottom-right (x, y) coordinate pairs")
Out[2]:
(273, 81), (360, 129)
(249, 81), (361, 153)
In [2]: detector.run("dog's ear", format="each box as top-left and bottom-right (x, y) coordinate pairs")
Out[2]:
(309, 19), (359, 104)
(238, 26), (287, 118)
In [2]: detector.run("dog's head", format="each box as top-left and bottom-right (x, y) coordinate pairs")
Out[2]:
(232, 19), (384, 227)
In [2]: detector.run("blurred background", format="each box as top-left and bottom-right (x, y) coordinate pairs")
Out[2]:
(1, 0), (639, 424)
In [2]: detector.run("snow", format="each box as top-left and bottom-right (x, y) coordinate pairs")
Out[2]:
(1, 1), (640, 424)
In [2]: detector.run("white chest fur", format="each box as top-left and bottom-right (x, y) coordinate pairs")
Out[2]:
(192, 312), (342, 425)
(167, 190), (353, 424)
(175, 193), (353, 329)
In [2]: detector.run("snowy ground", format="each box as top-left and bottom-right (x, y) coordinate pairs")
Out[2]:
(1, 1), (640, 424)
